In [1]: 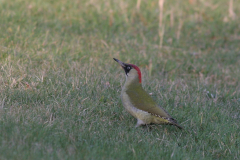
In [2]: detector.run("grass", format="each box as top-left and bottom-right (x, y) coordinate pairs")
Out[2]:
(0, 0), (240, 159)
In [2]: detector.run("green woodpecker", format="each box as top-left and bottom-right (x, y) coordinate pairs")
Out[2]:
(113, 58), (183, 129)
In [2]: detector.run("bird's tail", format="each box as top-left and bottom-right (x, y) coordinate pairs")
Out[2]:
(169, 118), (183, 129)
(153, 116), (183, 129)
(172, 122), (184, 129)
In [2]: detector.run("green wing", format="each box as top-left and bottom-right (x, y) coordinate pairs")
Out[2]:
(126, 85), (172, 118)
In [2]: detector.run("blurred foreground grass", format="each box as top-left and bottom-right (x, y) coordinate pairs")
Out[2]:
(0, 0), (240, 159)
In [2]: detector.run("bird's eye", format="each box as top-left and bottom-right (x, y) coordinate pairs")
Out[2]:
(127, 66), (131, 70)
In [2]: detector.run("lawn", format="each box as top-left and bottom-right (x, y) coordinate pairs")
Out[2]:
(0, 0), (240, 159)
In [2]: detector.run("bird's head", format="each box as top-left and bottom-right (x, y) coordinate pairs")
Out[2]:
(113, 58), (142, 84)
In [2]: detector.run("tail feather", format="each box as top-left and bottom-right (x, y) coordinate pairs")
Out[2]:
(171, 122), (183, 129)
(150, 113), (183, 129)
(169, 118), (183, 129)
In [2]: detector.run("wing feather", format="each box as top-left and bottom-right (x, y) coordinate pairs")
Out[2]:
(126, 85), (172, 118)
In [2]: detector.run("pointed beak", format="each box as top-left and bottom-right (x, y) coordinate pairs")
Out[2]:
(113, 58), (126, 68)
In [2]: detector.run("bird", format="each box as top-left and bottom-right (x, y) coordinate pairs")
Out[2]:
(113, 58), (183, 129)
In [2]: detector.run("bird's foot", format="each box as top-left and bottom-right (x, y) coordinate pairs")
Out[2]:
(135, 119), (145, 128)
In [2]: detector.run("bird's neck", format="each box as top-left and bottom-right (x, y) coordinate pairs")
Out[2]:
(122, 73), (141, 92)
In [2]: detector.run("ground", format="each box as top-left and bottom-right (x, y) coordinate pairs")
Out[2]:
(0, 0), (240, 159)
